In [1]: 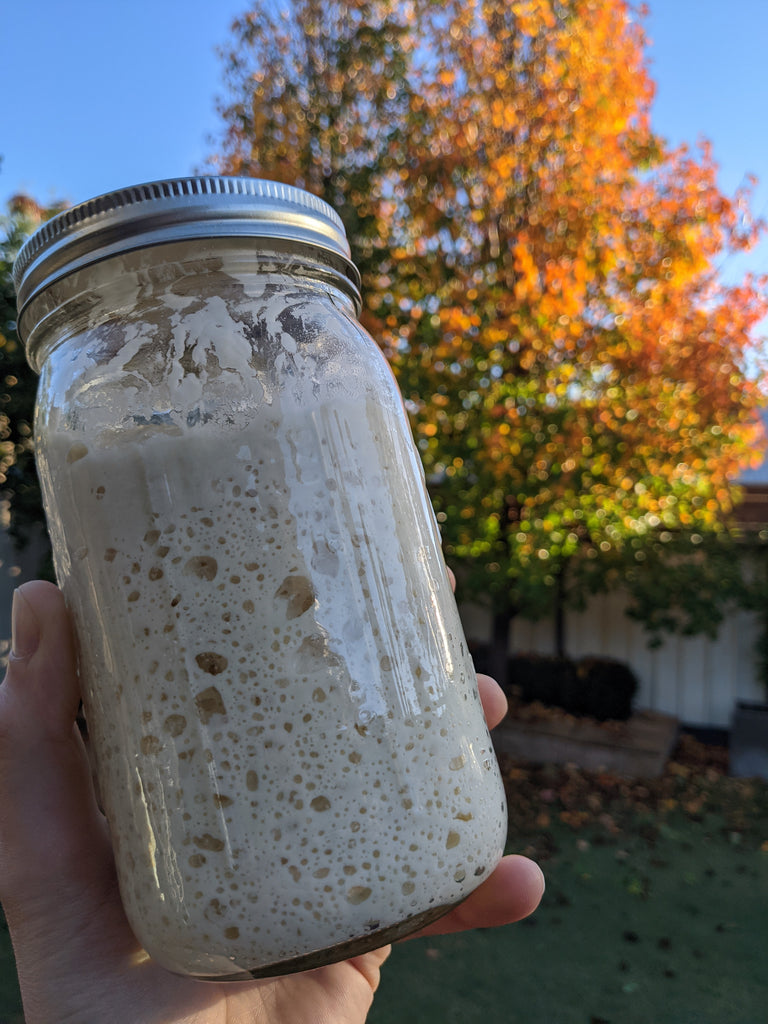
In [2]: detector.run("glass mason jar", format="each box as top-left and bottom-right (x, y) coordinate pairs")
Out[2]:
(13, 177), (507, 980)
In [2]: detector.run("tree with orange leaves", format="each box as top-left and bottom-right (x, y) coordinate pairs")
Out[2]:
(211, 0), (767, 678)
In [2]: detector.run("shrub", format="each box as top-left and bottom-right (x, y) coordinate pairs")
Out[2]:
(575, 656), (638, 721)
(504, 653), (638, 721)
(508, 654), (578, 710)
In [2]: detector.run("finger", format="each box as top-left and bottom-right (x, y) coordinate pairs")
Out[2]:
(0, 582), (115, 911)
(444, 565), (509, 728)
(411, 855), (545, 939)
(3, 581), (80, 735)
(476, 672), (508, 729)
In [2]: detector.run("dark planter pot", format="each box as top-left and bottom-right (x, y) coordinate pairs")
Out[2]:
(729, 701), (768, 781)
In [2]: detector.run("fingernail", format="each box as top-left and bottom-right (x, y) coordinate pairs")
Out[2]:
(11, 587), (40, 659)
(534, 863), (546, 897)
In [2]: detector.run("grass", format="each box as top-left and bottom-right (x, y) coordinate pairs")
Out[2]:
(369, 741), (768, 1024)
(369, 814), (768, 1024)
(1, 738), (766, 1023)
(0, 910), (22, 1024)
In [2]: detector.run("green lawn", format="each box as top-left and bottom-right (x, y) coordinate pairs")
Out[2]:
(1, 740), (766, 1024)
(0, 909), (22, 1024)
(370, 815), (768, 1024)
(370, 745), (768, 1024)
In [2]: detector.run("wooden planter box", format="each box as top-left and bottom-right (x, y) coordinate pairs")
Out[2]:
(492, 708), (679, 778)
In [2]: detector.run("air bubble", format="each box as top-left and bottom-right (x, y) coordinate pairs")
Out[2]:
(346, 886), (372, 905)
(66, 443), (89, 463)
(184, 555), (218, 580)
(195, 686), (227, 722)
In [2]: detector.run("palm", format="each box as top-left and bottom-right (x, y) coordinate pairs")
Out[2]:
(184, 956), (387, 1024)
(95, 885), (388, 1024)
(102, 942), (386, 1024)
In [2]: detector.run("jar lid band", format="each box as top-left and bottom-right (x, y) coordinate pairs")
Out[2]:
(13, 176), (362, 316)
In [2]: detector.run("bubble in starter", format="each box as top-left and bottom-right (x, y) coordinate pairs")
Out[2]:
(184, 556), (219, 581)
(275, 575), (315, 619)
(195, 686), (227, 722)
(195, 653), (229, 677)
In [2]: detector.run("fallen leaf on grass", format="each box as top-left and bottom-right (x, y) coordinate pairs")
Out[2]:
(499, 731), (768, 861)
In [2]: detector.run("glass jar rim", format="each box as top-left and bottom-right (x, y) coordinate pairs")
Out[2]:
(13, 176), (362, 322)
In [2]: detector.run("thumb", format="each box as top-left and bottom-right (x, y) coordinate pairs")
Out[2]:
(4, 581), (79, 735)
(0, 581), (115, 913)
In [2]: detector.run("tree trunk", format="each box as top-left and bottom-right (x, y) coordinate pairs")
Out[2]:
(489, 607), (512, 688)
(554, 564), (567, 659)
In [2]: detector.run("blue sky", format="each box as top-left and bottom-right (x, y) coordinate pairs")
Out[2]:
(2, 0), (767, 293)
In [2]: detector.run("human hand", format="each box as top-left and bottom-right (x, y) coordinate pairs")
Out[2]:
(0, 581), (544, 1024)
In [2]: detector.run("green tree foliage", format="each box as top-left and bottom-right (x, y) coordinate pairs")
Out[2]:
(0, 194), (66, 568)
(211, 0), (417, 287)
(210, 0), (768, 674)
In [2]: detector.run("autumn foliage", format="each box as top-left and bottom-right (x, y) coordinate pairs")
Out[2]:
(219, 2), (765, 646)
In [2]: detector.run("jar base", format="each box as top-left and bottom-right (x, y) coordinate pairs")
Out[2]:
(188, 899), (459, 982)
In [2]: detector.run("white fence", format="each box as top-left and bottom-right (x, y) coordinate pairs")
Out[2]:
(459, 589), (765, 728)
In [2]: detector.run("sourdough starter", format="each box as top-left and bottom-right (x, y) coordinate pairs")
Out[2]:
(34, 269), (507, 978)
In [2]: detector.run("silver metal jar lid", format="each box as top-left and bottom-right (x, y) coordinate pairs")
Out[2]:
(12, 176), (362, 319)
